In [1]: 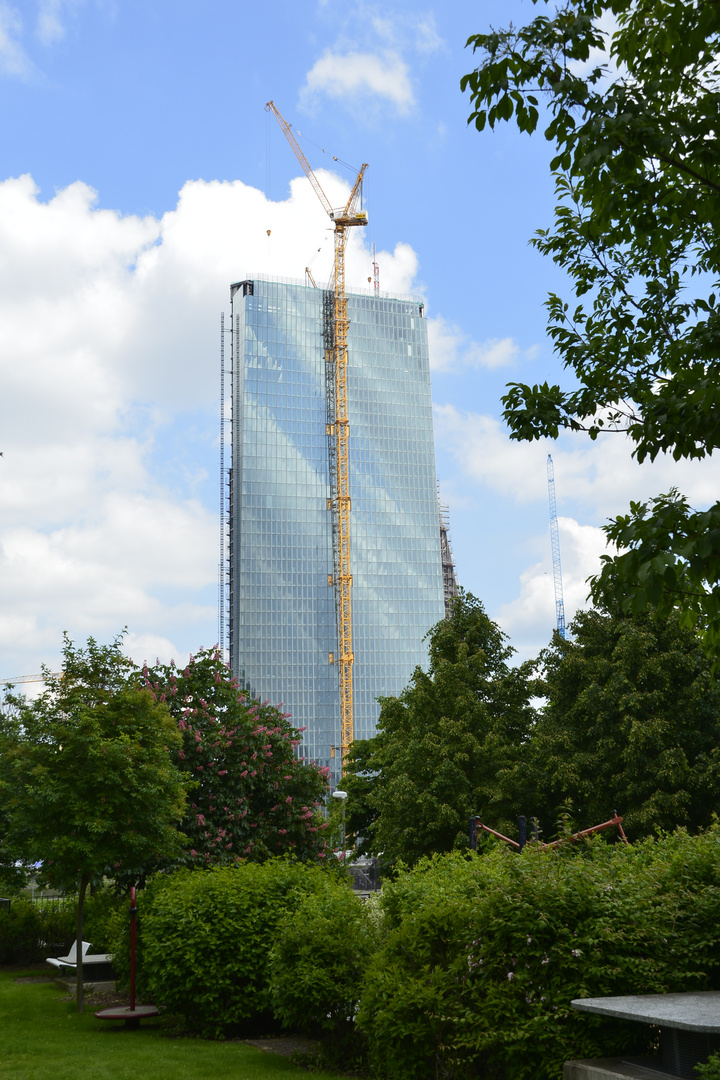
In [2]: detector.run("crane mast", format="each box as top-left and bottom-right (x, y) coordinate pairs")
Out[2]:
(265, 101), (368, 767)
(547, 454), (567, 640)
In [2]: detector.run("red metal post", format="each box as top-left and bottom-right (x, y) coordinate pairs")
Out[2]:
(129, 886), (137, 1013)
(476, 820), (521, 849)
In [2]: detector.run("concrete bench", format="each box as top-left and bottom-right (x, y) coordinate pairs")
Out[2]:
(565, 992), (720, 1080)
(46, 940), (116, 987)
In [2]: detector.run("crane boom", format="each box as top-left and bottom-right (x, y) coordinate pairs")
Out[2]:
(1, 673), (61, 685)
(266, 101), (368, 769)
(547, 454), (567, 640)
(265, 102), (334, 217)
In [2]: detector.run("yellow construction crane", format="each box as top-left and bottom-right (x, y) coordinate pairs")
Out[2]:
(304, 266), (318, 288)
(265, 100), (368, 768)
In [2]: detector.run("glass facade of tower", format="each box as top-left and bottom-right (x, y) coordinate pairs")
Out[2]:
(230, 277), (444, 784)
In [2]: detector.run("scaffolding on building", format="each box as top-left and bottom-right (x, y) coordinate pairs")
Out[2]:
(439, 499), (458, 617)
(219, 312), (232, 664)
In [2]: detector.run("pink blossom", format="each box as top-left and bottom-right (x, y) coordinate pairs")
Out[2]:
(218, 770), (227, 776)
(278, 829), (287, 835)
(285, 796), (293, 804)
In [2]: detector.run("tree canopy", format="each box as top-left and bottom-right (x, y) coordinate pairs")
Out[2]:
(344, 592), (536, 866)
(462, 1), (720, 653)
(0, 635), (188, 1009)
(143, 647), (331, 868)
(512, 607), (720, 839)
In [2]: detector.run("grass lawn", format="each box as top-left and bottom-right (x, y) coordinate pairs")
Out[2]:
(0, 970), (341, 1080)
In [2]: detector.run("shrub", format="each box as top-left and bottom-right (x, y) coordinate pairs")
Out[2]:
(270, 880), (382, 1060)
(698, 1053), (720, 1080)
(131, 859), (335, 1036)
(357, 829), (720, 1080)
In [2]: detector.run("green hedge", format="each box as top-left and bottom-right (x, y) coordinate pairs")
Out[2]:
(357, 829), (720, 1080)
(269, 880), (382, 1063)
(123, 859), (339, 1036)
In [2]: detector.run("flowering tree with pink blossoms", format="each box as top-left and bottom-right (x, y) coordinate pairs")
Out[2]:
(142, 648), (330, 868)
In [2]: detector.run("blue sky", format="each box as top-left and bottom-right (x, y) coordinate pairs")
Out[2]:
(0, 0), (717, 679)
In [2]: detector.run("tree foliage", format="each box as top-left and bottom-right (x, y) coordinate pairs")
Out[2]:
(143, 648), (331, 868)
(358, 831), (720, 1080)
(344, 593), (536, 865)
(462, 1), (720, 652)
(513, 607), (720, 839)
(0, 635), (188, 1009)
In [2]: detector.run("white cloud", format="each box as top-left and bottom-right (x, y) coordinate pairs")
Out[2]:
(301, 49), (415, 115)
(0, 3), (32, 77)
(300, 7), (443, 119)
(467, 338), (519, 369)
(495, 518), (608, 660)
(433, 404), (720, 520)
(36, 0), (65, 44)
(414, 16), (444, 55)
(0, 170), (423, 678)
(428, 316), (528, 373)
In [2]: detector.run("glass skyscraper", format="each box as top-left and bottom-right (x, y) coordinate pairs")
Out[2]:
(229, 276), (444, 784)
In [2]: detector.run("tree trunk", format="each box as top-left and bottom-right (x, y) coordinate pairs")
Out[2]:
(76, 875), (89, 1013)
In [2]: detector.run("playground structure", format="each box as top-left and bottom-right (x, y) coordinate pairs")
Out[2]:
(470, 812), (628, 852)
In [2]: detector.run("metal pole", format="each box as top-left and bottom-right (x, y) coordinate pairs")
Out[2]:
(129, 886), (137, 1013)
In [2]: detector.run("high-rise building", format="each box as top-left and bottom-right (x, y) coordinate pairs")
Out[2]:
(229, 275), (444, 784)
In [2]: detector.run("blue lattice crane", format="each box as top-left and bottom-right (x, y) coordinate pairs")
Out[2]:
(547, 454), (567, 640)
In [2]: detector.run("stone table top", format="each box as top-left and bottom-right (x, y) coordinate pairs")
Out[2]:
(571, 992), (720, 1033)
